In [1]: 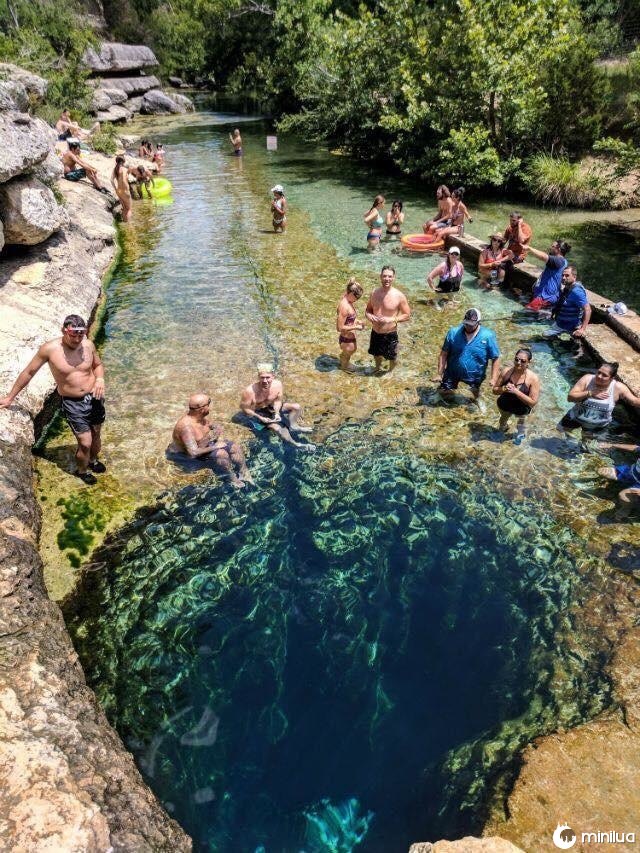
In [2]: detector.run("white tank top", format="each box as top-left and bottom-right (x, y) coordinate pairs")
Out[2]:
(570, 378), (616, 428)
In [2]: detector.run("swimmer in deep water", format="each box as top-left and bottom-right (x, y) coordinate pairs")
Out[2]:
(229, 128), (243, 156)
(364, 194), (385, 250)
(240, 365), (315, 450)
(168, 392), (253, 488)
(336, 277), (365, 371)
(270, 185), (287, 232)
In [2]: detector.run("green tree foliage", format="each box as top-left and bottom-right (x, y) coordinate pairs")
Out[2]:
(279, 0), (609, 188)
(0, 0), (95, 114)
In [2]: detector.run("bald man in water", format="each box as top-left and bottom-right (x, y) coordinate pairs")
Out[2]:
(168, 392), (253, 487)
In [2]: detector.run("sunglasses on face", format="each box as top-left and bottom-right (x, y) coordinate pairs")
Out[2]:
(65, 327), (86, 334)
(514, 357), (528, 363)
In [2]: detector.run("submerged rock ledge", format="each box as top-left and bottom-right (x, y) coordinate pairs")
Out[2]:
(0, 151), (191, 850)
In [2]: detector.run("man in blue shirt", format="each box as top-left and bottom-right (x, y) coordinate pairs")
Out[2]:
(436, 308), (501, 409)
(544, 265), (591, 339)
(524, 239), (571, 313)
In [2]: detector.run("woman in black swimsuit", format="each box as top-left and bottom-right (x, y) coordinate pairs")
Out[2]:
(385, 200), (404, 238)
(493, 348), (540, 445)
(336, 277), (364, 371)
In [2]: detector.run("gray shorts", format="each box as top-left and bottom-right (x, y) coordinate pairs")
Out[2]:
(61, 393), (105, 435)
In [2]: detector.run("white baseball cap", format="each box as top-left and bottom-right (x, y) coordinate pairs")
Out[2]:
(448, 246), (461, 255)
(270, 184), (284, 194)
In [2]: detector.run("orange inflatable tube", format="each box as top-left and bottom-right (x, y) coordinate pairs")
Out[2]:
(401, 233), (445, 252)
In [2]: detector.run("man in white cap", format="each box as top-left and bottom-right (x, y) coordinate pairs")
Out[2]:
(270, 184), (287, 232)
(435, 308), (501, 409)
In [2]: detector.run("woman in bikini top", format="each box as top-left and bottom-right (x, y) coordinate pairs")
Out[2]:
(337, 276), (365, 371)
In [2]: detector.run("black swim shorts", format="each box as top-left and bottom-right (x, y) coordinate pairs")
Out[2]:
(368, 330), (399, 361)
(61, 393), (106, 435)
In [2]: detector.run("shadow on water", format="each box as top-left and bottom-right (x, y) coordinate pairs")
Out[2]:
(64, 420), (613, 853)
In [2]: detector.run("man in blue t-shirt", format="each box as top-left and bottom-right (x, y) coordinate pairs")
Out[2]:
(524, 239), (571, 312)
(544, 265), (591, 339)
(436, 308), (501, 408)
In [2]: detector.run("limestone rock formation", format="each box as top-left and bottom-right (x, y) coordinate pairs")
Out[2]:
(0, 147), (192, 852)
(0, 175), (69, 245)
(0, 113), (50, 184)
(91, 88), (113, 112)
(126, 95), (144, 114)
(168, 76), (184, 87)
(32, 150), (65, 183)
(100, 86), (128, 105)
(0, 63), (48, 101)
(0, 80), (28, 112)
(82, 42), (159, 73)
(409, 838), (525, 852)
(169, 92), (195, 112)
(0, 219), (4, 252)
(98, 75), (161, 96)
(141, 89), (187, 115)
(95, 104), (131, 123)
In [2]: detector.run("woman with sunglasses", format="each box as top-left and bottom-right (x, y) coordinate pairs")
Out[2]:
(479, 233), (512, 289)
(336, 276), (365, 371)
(494, 348), (540, 445)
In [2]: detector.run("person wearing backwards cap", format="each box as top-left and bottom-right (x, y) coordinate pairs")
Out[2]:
(435, 308), (501, 411)
(270, 184), (287, 232)
(0, 315), (107, 484)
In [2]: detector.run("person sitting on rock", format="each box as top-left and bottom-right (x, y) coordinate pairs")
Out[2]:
(167, 392), (254, 488)
(524, 239), (571, 315)
(62, 141), (109, 193)
(543, 265), (591, 340)
(240, 364), (315, 450)
(55, 109), (99, 142)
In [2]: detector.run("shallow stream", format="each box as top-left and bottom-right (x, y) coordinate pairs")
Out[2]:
(46, 113), (640, 851)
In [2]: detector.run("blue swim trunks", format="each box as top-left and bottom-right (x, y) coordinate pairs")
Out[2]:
(614, 464), (640, 486)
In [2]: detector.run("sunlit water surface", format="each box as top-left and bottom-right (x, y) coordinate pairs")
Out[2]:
(60, 114), (640, 852)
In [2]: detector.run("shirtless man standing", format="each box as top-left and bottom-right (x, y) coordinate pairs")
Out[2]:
(240, 364), (315, 450)
(365, 266), (411, 374)
(168, 392), (253, 488)
(0, 315), (106, 484)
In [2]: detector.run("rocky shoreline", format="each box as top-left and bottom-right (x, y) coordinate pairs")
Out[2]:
(0, 72), (191, 849)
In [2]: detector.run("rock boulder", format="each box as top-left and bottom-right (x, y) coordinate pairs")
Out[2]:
(0, 175), (69, 245)
(32, 150), (65, 183)
(0, 113), (51, 184)
(125, 95), (144, 114)
(0, 80), (28, 113)
(101, 86), (128, 105)
(95, 104), (131, 123)
(0, 219), (4, 253)
(409, 839), (525, 853)
(169, 92), (194, 112)
(0, 63), (47, 101)
(168, 76), (184, 87)
(82, 42), (158, 73)
(91, 88), (113, 112)
(97, 75), (161, 96)
(140, 89), (187, 115)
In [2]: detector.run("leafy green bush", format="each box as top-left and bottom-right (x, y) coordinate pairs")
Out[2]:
(436, 127), (520, 190)
(524, 153), (614, 208)
(91, 123), (119, 156)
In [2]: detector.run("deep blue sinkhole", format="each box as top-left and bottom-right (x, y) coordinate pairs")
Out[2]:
(65, 432), (608, 852)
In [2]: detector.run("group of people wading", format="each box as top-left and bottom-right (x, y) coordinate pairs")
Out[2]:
(1, 168), (640, 516)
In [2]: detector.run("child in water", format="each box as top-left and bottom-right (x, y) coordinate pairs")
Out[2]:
(229, 128), (243, 156)
(271, 184), (287, 233)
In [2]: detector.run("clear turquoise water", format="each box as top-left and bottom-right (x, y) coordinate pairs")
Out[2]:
(63, 114), (631, 852)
